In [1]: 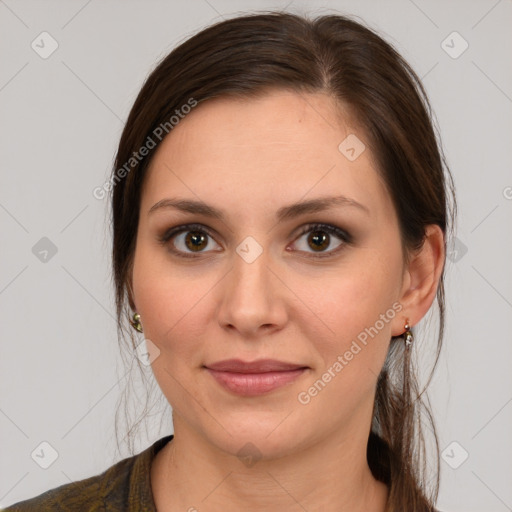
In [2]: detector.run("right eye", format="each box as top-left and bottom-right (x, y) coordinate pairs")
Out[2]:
(158, 223), (222, 258)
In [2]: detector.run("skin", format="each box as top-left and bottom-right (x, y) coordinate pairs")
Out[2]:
(129, 90), (445, 511)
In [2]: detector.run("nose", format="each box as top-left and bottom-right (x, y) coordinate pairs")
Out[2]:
(216, 242), (288, 338)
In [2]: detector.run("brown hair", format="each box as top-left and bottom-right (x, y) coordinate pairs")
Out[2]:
(110, 11), (456, 511)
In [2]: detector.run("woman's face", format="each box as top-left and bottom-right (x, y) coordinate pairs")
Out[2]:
(131, 90), (409, 458)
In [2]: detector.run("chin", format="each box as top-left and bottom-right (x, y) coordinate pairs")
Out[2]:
(199, 415), (313, 464)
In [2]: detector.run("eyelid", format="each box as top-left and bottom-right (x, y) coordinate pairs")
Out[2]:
(158, 222), (352, 259)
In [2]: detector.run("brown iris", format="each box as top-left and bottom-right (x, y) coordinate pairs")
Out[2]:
(185, 231), (208, 252)
(308, 230), (329, 252)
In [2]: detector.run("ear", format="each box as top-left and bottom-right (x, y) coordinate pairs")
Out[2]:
(391, 224), (445, 336)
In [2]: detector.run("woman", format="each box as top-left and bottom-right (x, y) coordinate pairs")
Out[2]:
(4, 10), (454, 512)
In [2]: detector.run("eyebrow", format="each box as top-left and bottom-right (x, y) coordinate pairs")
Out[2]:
(148, 195), (369, 222)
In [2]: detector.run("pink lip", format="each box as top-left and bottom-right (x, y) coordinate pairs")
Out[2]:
(205, 359), (308, 396)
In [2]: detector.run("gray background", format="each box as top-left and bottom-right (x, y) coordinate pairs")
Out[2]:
(1, 1), (511, 510)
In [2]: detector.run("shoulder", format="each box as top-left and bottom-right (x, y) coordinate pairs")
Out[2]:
(2, 435), (173, 512)
(2, 456), (136, 511)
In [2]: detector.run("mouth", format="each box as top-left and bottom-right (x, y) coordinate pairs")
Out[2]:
(204, 359), (309, 396)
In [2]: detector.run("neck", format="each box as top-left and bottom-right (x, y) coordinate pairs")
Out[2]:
(152, 418), (389, 512)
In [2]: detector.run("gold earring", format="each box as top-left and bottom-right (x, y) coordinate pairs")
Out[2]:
(403, 320), (413, 347)
(129, 312), (143, 333)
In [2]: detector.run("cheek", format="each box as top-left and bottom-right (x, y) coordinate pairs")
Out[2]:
(299, 258), (400, 332)
(132, 267), (214, 406)
(291, 252), (402, 376)
(132, 244), (218, 357)
(291, 276), (398, 424)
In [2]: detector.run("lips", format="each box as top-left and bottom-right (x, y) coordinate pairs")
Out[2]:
(205, 358), (307, 373)
(204, 359), (308, 396)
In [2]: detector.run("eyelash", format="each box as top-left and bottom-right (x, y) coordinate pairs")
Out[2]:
(158, 222), (352, 259)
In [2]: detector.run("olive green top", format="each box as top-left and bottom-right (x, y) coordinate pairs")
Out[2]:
(2, 435), (174, 512)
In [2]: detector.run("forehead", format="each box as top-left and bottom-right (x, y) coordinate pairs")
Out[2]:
(152, 90), (357, 160)
(140, 90), (393, 222)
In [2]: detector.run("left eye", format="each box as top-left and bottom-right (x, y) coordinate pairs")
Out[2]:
(291, 223), (351, 258)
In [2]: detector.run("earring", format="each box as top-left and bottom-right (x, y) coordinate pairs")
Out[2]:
(129, 312), (143, 333)
(403, 320), (413, 347)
